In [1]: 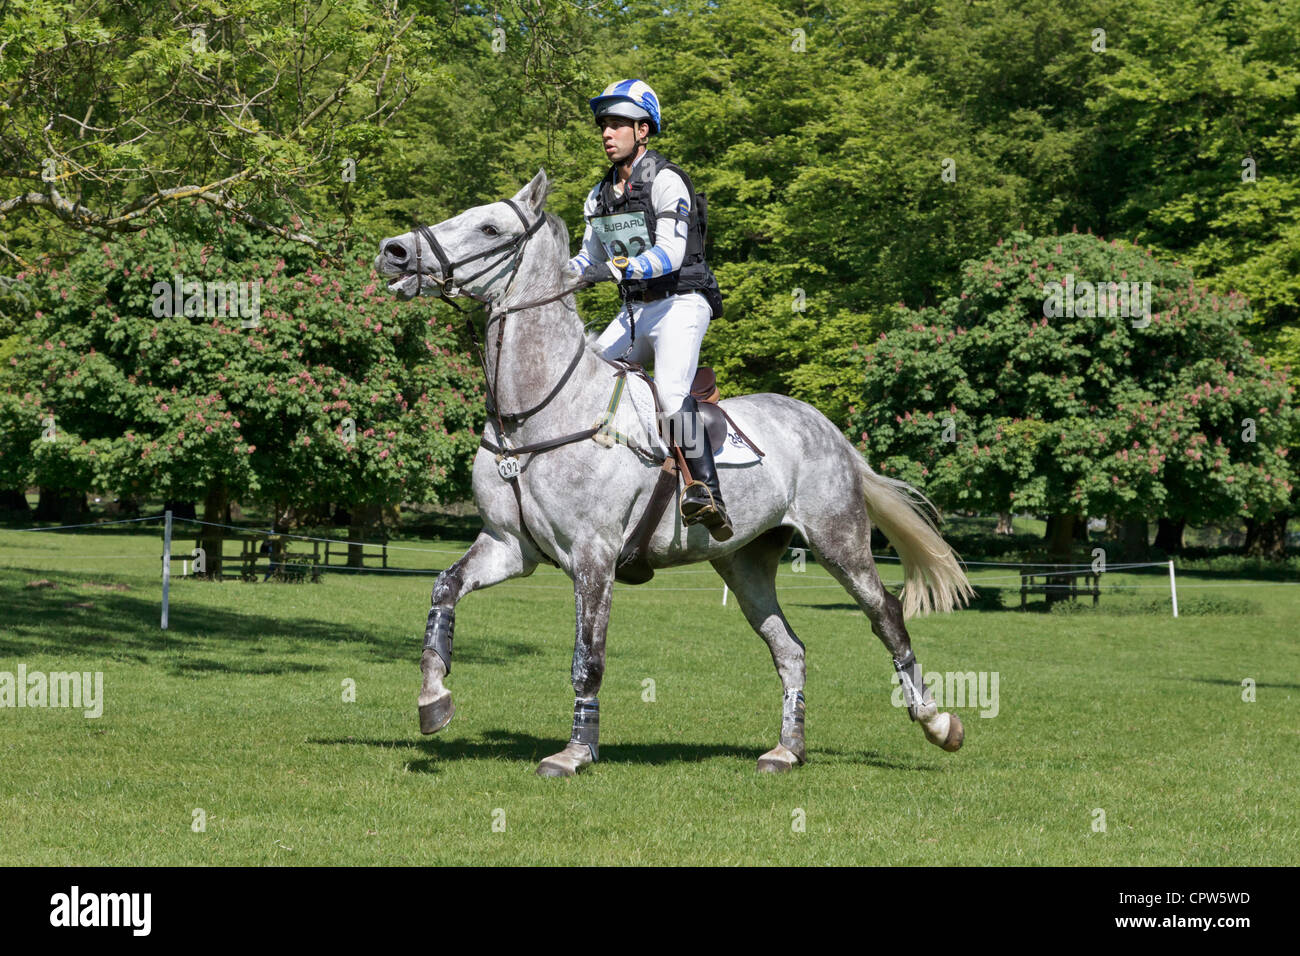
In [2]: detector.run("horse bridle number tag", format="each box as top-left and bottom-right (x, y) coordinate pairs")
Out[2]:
(497, 456), (521, 479)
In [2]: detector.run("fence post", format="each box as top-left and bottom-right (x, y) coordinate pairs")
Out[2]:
(1168, 559), (1179, 618)
(161, 509), (173, 629)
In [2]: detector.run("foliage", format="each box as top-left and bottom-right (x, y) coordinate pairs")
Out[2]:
(2, 0), (1298, 519)
(848, 231), (1298, 524)
(0, 206), (483, 508)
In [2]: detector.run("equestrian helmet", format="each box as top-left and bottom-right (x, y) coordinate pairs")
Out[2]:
(589, 79), (661, 135)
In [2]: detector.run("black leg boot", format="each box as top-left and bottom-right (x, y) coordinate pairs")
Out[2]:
(674, 395), (734, 541)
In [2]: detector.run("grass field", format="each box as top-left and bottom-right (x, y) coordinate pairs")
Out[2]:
(1, 524), (1297, 865)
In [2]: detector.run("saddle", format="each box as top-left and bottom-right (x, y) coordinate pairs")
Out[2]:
(687, 367), (729, 455)
(602, 362), (763, 584)
(602, 362), (756, 457)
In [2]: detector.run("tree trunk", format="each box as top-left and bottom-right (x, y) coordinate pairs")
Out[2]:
(1153, 516), (1186, 554)
(1245, 511), (1290, 559)
(164, 500), (197, 521)
(1243, 516), (1259, 553)
(1048, 513), (1076, 560)
(995, 511), (1013, 535)
(0, 488), (31, 516)
(347, 503), (380, 569)
(35, 487), (86, 524)
(271, 499), (291, 533)
(1119, 518), (1148, 558)
(200, 483), (228, 579)
(106, 496), (142, 517)
(1046, 513), (1077, 607)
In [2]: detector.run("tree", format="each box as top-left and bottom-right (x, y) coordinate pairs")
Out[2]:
(0, 0), (438, 261)
(1, 205), (483, 569)
(1086, 0), (1300, 368)
(848, 231), (1297, 556)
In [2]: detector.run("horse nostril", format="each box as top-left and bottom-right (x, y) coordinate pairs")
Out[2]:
(385, 242), (408, 263)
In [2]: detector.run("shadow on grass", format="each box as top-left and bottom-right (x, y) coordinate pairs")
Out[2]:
(793, 595), (1010, 614)
(1169, 676), (1300, 691)
(0, 566), (541, 671)
(165, 656), (327, 676)
(854, 749), (945, 772)
(310, 730), (941, 773)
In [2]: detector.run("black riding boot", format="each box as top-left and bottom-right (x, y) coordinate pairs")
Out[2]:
(674, 395), (734, 541)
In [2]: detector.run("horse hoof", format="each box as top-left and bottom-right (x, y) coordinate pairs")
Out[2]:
(921, 711), (964, 752)
(418, 691), (454, 735)
(757, 744), (803, 773)
(941, 714), (964, 752)
(535, 759), (576, 778)
(535, 742), (593, 778)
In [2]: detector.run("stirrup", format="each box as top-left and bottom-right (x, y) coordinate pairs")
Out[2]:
(680, 481), (734, 540)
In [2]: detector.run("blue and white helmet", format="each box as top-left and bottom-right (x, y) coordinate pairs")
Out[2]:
(589, 79), (661, 135)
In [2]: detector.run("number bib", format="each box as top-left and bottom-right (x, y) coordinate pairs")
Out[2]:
(591, 212), (652, 260)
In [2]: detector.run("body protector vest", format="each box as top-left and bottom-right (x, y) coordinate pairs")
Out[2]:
(592, 149), (724, 319)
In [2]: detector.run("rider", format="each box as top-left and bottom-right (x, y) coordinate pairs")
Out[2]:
(566, 79), (732, 541)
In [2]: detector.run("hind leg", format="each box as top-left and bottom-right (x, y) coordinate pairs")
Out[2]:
(711, 528), (808, 773)
(807, 524), (964, 754)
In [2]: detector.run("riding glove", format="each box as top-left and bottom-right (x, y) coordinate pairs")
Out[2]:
(579, 259), (624, 284)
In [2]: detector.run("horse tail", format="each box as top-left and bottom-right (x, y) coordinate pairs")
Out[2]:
(857, 460), (974, 619)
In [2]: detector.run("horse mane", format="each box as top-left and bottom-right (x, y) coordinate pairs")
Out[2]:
(544, 210), (569, 253)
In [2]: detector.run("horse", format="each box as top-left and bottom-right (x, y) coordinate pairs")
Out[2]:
(374, 168), (974, 777)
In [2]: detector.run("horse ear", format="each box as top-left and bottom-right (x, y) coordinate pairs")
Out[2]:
(512, 168), (551, 214)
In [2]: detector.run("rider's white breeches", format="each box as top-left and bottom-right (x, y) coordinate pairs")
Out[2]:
(594, 291), (711, 416)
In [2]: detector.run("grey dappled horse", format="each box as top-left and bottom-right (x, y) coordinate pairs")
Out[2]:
(374, 169), (974, 777)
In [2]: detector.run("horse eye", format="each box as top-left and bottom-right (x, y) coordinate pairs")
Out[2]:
(482, 224), (499, 237)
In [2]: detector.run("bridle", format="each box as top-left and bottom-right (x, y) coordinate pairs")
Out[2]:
(411, 198), (547, 311)
(407, 198), (593, 422)
(405, 197), (605, 567)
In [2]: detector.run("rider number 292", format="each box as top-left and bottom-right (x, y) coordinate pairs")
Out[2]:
(592, 212), (652, 261)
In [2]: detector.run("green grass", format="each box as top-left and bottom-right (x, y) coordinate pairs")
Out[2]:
(1, 526), (1296, 865)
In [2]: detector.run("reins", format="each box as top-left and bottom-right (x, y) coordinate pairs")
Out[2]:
(407, 201), (605, 565)
(410, 201), (592, 431)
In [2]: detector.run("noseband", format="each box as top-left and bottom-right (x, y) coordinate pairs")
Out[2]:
(412, 198), (547, 310)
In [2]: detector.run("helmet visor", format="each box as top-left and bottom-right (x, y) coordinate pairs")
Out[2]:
(593, 100), (651, 124)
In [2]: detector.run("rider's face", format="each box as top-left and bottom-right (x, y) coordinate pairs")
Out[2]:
(598, 117), (648, 162)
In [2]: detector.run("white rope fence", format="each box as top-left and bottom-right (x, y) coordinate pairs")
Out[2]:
(5, 510), (1298, 627)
